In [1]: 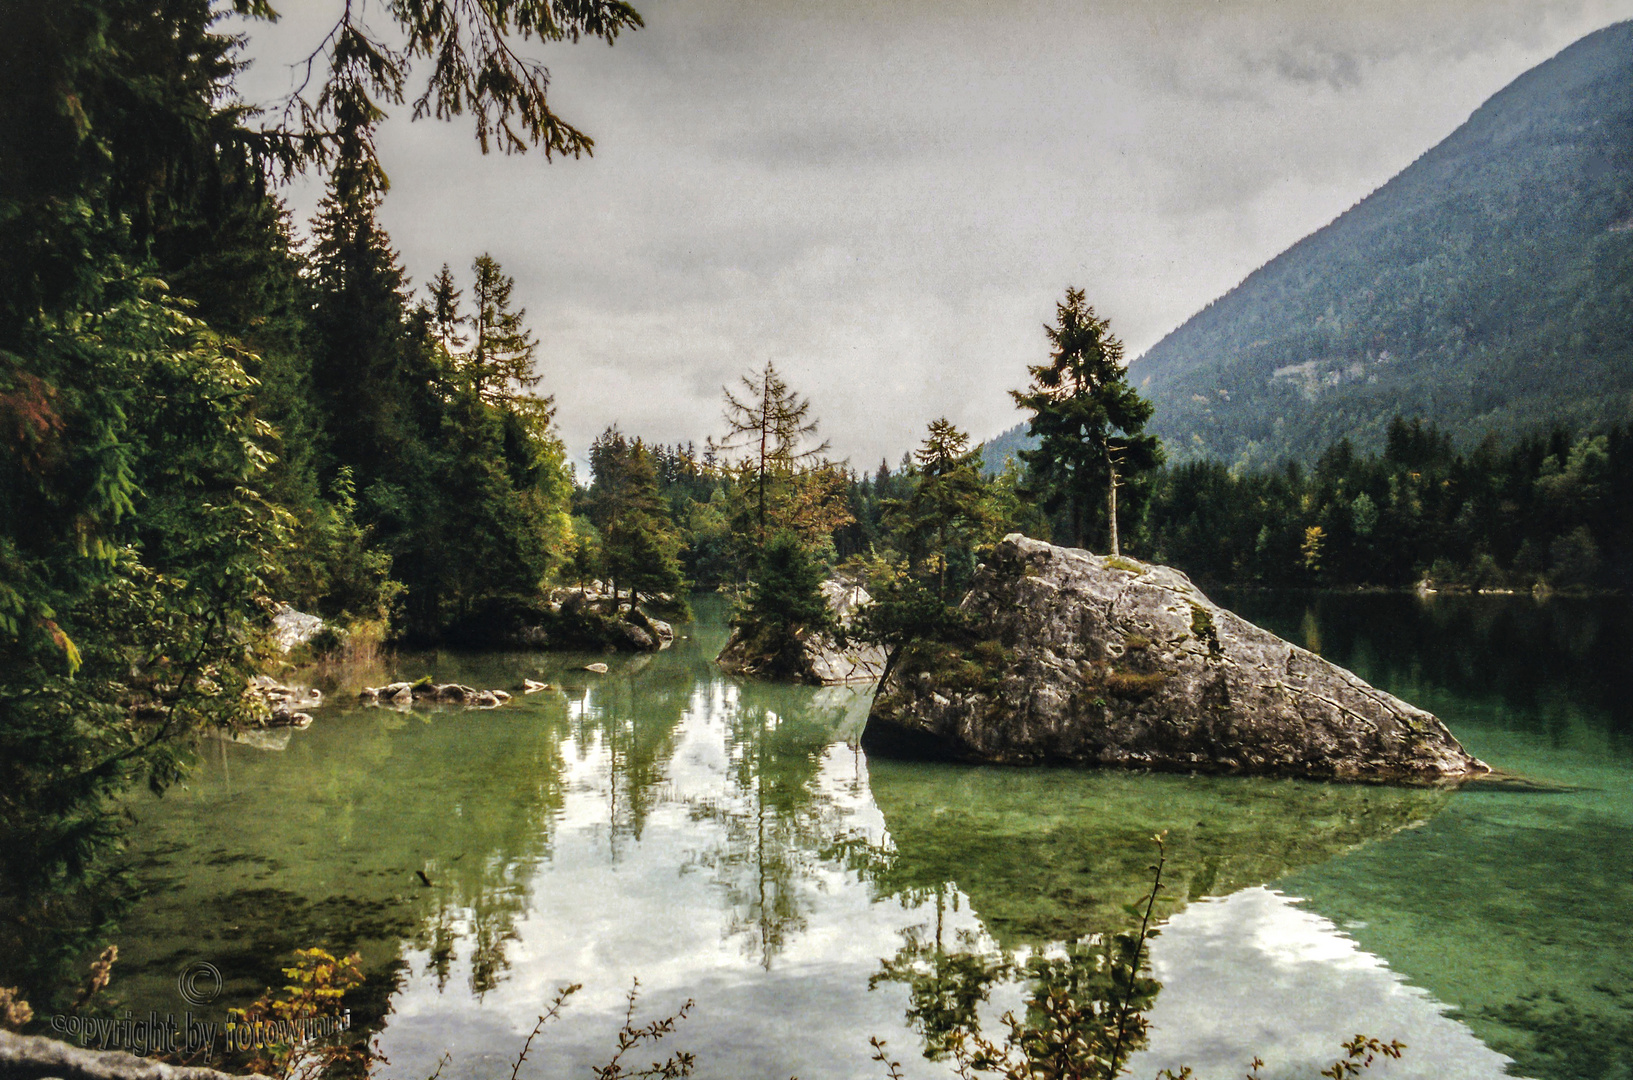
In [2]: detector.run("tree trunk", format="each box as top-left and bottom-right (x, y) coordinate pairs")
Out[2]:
(758, 380), (770, 544)
(1107, 463), (1121, 557)
(938, 523), (947, 600)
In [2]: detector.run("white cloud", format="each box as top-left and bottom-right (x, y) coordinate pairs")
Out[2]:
(236, 0), (1633, 464)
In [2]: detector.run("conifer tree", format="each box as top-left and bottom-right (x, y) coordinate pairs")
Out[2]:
(716, 362), (830, 544)
(427, 263), (467, 352)
(735, 531), (834, 673)
(587, 428), (684, 605)
(307, 163), (422, 484)
(890, 419), (990, 599)
(1012, 288), (1162, 554)
(468, 254), (543, 406)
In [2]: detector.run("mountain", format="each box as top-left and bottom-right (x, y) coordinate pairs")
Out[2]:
(979, 422), (1036, 475)
(1132, 20), (1633, 467)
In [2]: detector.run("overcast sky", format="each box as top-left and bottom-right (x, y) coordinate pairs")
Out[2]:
(240, 0), (1633, 469)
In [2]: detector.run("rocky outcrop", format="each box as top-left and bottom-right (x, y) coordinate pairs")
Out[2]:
(498, 584), (675, 652)
(0, 1030), (271, 1080)
(248, 674), (322, 728)
(863, 534), (1488, 783)
(270, 604), (326, 653)
(716, 576), (888, 685)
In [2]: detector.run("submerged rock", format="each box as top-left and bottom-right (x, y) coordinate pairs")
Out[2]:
(863, 756), (1454, 948)
(863, 534), (1487, 783)
(716, 576), (888, 685)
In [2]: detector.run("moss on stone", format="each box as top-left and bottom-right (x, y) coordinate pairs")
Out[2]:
(1189, 603), (1220, 656)
(1105, 671), (1167, 697)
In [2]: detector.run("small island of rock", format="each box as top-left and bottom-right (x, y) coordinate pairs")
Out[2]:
(863, 534), (1488, 783)
(717, 576), (888, 685)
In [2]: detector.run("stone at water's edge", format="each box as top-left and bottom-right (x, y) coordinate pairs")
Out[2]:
(863, 534), (1488, 783)
(717, 577), (889, 685)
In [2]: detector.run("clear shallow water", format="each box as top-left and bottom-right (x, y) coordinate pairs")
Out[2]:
(1228, 592), (1633, 1080)
(110, 592), (1633, 1080)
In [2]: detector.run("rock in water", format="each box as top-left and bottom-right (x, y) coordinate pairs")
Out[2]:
(863, 534), (1487, 783)
(716, 576), (888, 685)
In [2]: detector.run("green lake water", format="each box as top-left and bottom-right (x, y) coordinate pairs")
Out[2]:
(110, 592), (1633, 1080)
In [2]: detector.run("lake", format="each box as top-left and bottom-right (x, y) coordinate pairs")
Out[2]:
(110, 591), (1633, 1080)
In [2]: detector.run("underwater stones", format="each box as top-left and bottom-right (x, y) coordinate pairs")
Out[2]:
(863, 534), (1488, 783)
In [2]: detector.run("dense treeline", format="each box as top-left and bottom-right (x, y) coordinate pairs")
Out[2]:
(572, 372), (1041, 605)
(1137, 417), (1633, 593)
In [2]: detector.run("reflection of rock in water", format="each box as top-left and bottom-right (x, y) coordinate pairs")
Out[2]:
(808, 685), (875, 743)
(865, 760), (1452, 950)
(215, 727), (295, 752)
(863, 761), (1455, 1069)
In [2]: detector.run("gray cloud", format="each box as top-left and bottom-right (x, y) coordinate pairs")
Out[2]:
(236, 0), (1633, 467)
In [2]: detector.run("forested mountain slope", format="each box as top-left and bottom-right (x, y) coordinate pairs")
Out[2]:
(1132, 20), (1633, 466)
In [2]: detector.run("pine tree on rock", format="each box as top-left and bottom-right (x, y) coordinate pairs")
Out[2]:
(1012, 288), (1162, 554)
(735, 530), (834, 674)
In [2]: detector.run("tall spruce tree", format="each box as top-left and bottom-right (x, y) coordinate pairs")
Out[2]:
(308, 164), (424, 485)
(468, 254), (543, 406)
(427, 263), (468, 352)
(890, 419), (990, 599)
(1012, 288), (1162, 554)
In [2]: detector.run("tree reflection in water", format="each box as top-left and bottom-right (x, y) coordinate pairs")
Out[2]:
(686, 683), (869, 969)
(858, 757), (1452, 1069)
